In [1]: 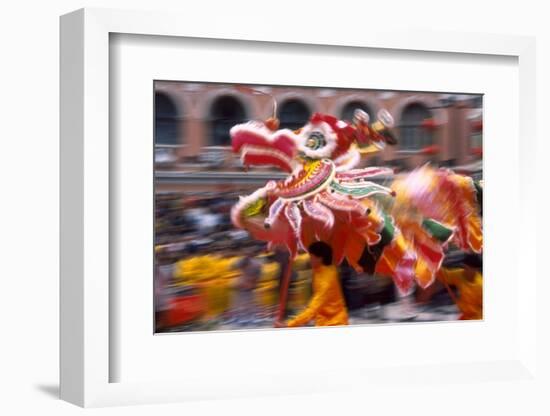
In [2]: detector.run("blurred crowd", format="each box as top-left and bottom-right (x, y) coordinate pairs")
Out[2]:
(155, 192), (400, 331)
(154, 190), (482, 332)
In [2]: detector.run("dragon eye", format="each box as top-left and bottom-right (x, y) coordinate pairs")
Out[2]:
(306, 132), (326, 150)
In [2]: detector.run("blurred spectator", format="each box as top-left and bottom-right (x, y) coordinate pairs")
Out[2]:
(437, 253), (483, 320)
(154, 247), (175, 330)
(232, 246), (263, 324)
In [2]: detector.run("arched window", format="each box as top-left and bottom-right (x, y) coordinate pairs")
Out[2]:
(340, 101), (373, 124)
(398, 103), (433, 150)
(278, 99), (311, 131)
(154, 92), (180, 146)
(210, 95), (247, 146)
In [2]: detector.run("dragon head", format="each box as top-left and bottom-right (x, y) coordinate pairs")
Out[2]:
(230, 109), (397, 172)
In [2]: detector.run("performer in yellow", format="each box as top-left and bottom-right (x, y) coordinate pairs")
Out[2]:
(437, 254), (483, 320)
(276, 241), (349, 327)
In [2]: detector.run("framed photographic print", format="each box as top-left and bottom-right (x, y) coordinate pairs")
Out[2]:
(60, 7), (540, 409)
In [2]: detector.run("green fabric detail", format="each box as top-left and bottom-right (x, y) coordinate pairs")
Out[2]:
(422, 218), (453, 242)
(380, 213), (395, 246)
(330, 181), (391, 197)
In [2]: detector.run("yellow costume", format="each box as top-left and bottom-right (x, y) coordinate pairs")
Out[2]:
(286, 264), (349, 327)
(438, 268), (483, 320)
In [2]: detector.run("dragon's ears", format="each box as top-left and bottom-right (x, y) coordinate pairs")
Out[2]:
(352, 108), (398, 150)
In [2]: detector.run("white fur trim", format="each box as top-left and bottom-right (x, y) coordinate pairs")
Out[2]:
(334, 149), (361, 172)
(230, 121), (272, 139)
(230, 122), (302, 149)
(297, 121), (338, 159)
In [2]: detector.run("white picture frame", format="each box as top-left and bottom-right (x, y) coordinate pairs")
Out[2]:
(60, 7), (539, 408)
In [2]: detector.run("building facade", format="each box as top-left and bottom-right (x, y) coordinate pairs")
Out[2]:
(154, 81), (483, 190)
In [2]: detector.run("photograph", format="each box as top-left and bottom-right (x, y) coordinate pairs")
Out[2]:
(153, 81), (483, 333)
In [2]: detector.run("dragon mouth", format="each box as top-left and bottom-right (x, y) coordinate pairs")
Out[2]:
(239, 145), (294, 172)
(230, 121), (298, 172)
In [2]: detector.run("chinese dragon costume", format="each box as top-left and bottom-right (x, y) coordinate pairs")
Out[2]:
(230, 106), (482, 298)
